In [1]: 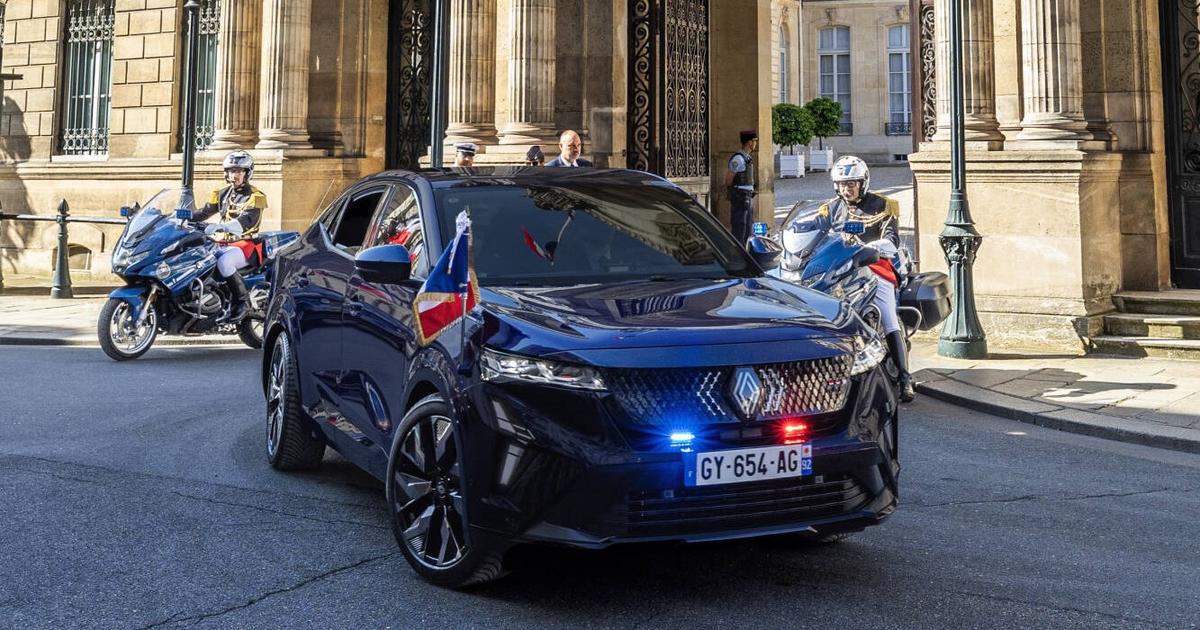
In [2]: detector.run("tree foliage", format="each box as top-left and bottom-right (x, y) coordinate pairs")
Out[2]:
(772, 103), (814, 152)
(804, 97), (844, 145)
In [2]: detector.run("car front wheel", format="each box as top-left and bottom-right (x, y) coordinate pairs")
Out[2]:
(386, 394), (507, 588)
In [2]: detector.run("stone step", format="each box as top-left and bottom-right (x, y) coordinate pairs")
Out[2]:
(1088, 335), (1200, 360)
(1114, 290), (1200, 316)
(1104, 313), (1200, 339)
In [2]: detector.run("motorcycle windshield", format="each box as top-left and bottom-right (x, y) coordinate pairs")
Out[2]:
(779, 201), (831, 270)
(118, 189), (189, 250)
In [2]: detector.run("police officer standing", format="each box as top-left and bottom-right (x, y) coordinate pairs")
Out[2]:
(724, 130), (757, 243)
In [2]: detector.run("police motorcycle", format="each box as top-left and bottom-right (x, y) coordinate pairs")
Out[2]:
(749, 201), (953, 394)
(98, 188), (299, 361)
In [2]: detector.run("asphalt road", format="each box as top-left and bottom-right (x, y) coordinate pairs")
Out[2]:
(1, 345), (1197, 629)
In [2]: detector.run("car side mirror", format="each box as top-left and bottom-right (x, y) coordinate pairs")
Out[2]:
(355, 244), (413, 285)
(853, 246), (880, 268)
(746, 235), (781, 269)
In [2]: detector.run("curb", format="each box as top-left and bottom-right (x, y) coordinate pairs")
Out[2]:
(914, 369), (1200, 455)
(0, 335), (246, 348)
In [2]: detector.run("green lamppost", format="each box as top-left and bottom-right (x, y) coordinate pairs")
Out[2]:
(179, 0), (201, 207)
(938, 0), (988, 359)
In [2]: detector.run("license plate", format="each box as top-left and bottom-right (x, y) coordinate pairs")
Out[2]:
(684, 443), (812, 487)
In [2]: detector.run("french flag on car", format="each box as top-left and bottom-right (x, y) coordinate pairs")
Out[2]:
(413, 211), (479, 346)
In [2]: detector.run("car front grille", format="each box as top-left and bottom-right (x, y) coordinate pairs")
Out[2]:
(620, 475), (869, 536)
(604, 355), (853, 426)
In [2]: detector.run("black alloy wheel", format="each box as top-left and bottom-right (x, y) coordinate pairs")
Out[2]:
(386, 394), (506, 588)
(265, 334), (326, 470)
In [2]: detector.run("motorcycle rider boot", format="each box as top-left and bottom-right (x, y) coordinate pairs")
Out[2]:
(223, 272), (249, 322)
(886, 331), (916, 403)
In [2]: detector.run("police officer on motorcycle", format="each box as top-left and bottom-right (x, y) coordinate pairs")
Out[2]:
(195, 150), (267, 322)
(819, 156), (915, 402)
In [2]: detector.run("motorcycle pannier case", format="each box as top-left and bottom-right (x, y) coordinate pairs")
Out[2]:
(899, 271), (953, 331)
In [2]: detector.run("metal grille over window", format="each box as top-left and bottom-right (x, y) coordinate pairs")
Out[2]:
(606, 355), (853, 426)
(193, 0), (221, 150)
(60, 0), (115, 156)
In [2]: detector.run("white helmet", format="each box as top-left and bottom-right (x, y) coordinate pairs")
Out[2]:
(831, 156), (870, 195)
(222, 150), (254, 183)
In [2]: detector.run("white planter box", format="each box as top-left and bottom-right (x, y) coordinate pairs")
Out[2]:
(777, 154), (805, 178)
(809, 148), (836, 172)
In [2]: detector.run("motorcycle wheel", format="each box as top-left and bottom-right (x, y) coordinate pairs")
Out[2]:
(237, 316), (265, 349)
(98, 297), (158, 361)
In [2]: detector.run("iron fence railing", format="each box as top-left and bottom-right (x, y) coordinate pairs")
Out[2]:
(885, 122), (913, 136)
(0, 200), (126, 297)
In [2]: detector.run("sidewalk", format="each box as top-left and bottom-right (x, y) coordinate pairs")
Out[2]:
(0, 294), (238, 347)
(911, 342), (1200, 454)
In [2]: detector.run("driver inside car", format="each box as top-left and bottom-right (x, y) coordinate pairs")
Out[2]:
(195, 150), (267, 321)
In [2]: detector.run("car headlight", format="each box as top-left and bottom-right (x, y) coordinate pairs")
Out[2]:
(481, 349), (606, 391)
(850, 335), (888, 376)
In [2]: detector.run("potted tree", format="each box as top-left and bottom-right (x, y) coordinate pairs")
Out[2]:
(772, 103), (814, 179)
(804, 97), (843, 172)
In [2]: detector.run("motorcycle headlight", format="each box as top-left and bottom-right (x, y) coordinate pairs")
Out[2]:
(481, 349), (606, 391)
(112, 249), (150, 270)
(850, 335), (888, 376)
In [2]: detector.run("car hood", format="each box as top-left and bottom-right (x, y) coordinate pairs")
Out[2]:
(479, 277), (863, 367)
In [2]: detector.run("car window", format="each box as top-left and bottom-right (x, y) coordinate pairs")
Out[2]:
(433, 183), (757, 286)
(330, 187), (387, 254)
(316, 196), (345, 236)
(366, 184), (428, 277)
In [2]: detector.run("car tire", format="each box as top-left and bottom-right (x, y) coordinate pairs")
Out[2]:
(386, 394), (507, 588)
(238, 316), (265, 349)
(265, 334), (325, 470)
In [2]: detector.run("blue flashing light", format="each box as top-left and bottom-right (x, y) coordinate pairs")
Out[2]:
(752, 222), (769, 236)
(669, 431), (695, 444)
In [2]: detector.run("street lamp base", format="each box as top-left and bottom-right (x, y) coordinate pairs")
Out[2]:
(938, 337), (988, 360)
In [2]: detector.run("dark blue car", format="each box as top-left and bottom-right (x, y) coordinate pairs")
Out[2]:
(261, 167), (899, 587)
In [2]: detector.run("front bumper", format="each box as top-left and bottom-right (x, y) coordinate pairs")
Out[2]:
(458, 366), (899, 549)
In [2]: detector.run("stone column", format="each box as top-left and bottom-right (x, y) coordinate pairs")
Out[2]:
(446, 0), (498, 145)
(1017, 0), (1089, 140)
(256, 0), (312, 150)
(498, 0), (557, 144)
(933, 0), (1004, 144)
(209, 0), (263, 150)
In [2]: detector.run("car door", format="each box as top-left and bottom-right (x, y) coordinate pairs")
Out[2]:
(298, 184), (390, 448)
(338, 182), (431, 476)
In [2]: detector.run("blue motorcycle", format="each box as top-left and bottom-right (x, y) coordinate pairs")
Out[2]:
(98, 188), (299, 361)
(752, 201), (953, 390)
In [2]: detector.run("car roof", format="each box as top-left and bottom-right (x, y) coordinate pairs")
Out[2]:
(358, 167), (673, 189)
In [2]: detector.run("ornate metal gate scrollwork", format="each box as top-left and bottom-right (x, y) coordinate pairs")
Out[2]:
(1163, 0), (1200, 286)
(627, 0), (709, 179)
(912, 0), (936, 144)
(387, 0), (435, 170)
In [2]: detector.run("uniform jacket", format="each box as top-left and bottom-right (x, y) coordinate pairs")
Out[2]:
(195, 184), (267, 243)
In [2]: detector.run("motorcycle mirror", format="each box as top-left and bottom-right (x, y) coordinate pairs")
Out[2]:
(752, 221), (769, 237)
(119, 207), (131, 217)
(175, 208), (194, 220)
(843, 221), (865, 235)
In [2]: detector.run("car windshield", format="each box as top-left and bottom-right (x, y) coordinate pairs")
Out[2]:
(434, 183), (757, 286)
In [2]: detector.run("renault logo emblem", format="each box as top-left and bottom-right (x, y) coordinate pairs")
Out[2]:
(730, 367), (763, 418)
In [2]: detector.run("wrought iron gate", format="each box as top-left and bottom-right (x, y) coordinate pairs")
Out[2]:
(1162, 0), (1200, 288)
(627, 0), (709, 179)
(386, 0), (435, 170)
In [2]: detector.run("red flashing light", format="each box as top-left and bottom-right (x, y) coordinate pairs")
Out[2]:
(782, 421), (809, 445)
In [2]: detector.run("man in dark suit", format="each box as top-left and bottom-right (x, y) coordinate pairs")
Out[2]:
(546, 130), (594, 167)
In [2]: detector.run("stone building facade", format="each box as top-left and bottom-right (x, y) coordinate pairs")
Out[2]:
(771, 0), (915, 164)
(909, 0), (1186, 352)
(0, 0), (788, 278)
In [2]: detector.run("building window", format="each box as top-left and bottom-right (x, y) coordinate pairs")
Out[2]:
(818, 26), (851, 135)
(779, 25), (790, 103)
(60, 0), (115, 155)
(192, 0), (221, 150)
(887, 24), (912, 136)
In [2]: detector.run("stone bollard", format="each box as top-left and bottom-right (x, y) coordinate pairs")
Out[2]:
(50, 199), (74, 299)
